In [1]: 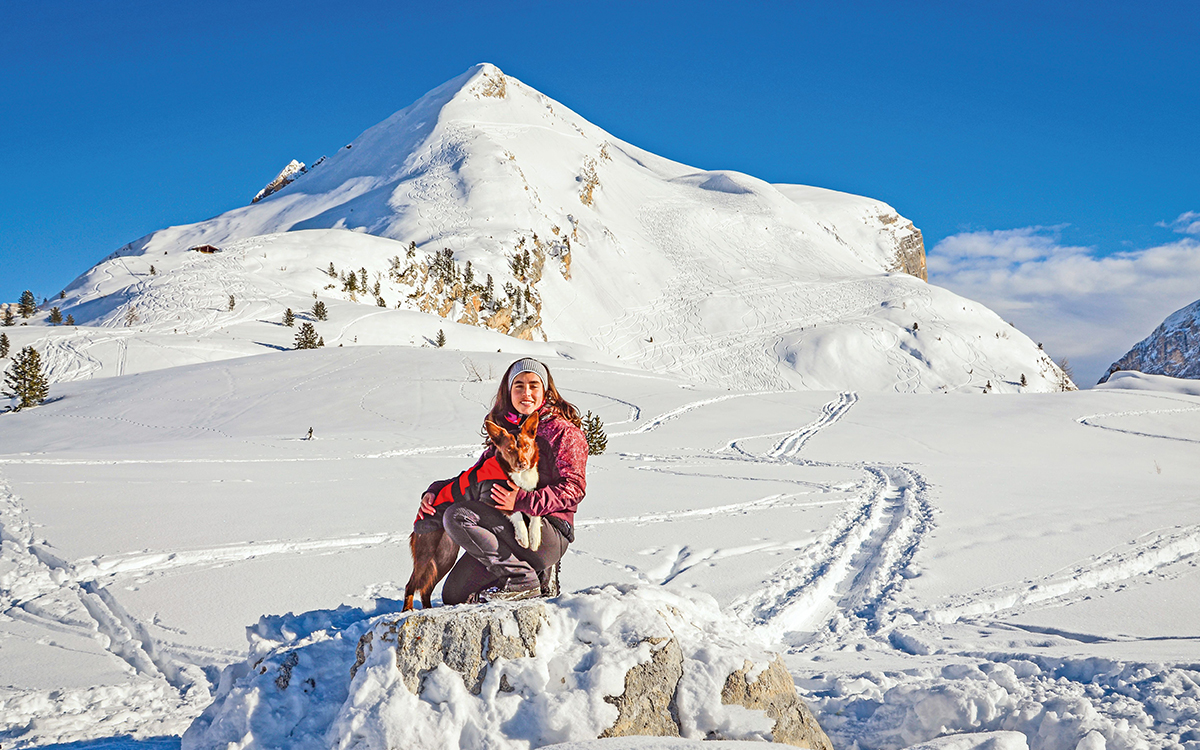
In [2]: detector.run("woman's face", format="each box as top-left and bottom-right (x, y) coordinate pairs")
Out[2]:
(510, 372), (546, 416)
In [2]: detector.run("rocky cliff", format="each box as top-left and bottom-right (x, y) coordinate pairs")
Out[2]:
(1099, 298), (1200, 383)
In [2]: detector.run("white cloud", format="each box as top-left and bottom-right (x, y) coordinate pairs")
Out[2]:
(928, 227), (1200, 385)
(1157, 210), (1200, 235)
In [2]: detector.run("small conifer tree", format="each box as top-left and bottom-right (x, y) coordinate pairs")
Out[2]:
(294, 322), (320, 349)
(149, 265), (157, 275)
(0, 333), (8, 358)
(3, 308), (14, 327)
(583, 411), (607, 455)
(18, 290), (36, 318)
(65, 314), (75, 326)
(227, 295), (236, 311)
(435, 329), (446, 347)
(124, 306), (139, 326)
(59, 290), (66, 299)
(283, 308), (295, 327)
(3, 346), (49, 410)
(317, 336), (325, 347)
(1020, 373), (1027, 387)
(376, 295), (386, 307)
(312, 300), (328, 320)
(327, 262), (337, 277)
(48, 307), (62, 325)
(345, 271), (358, 292)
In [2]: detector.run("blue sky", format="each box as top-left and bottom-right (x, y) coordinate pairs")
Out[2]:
(2, 1), (1197, 383)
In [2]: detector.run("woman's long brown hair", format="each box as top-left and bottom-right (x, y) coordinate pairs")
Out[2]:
(485, 359), (582, 434)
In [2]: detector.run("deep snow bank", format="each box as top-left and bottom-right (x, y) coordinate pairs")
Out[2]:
(182, 585), (832, 750)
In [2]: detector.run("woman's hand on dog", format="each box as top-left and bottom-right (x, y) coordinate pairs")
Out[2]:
(419, 492), (436, 517)
(490, 481), (518, 511)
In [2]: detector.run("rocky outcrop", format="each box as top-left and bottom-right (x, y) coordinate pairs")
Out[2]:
(353, 601), (546, 695)
(878, 212), (928, 281)
(185, 585), (834, 750)
(251, 159), (306, 204)
(1099, 299), (1200, 383)
(346, 591), (833, 748)
(723, 657), (834, 750)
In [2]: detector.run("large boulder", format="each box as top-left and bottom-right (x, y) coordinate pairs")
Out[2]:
(184, 585), (833, 750)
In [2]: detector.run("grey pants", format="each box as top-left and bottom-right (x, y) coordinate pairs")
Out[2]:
(441, 501), (568, 606)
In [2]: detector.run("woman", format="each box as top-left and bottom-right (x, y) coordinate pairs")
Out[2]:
(419, 358), (587, 604)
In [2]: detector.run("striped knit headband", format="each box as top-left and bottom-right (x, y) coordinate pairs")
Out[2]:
(507, 358), (549, 392)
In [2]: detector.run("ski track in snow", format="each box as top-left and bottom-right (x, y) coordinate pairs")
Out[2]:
(927, 523), (1200, 625)
(597, 389), (938, 650)
(0, 477), (213, 727)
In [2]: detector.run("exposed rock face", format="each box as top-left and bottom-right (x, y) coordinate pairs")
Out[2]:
(878, 212), (928, 281)
(722, 657), (835, 750)
(599, 636), (684, 738)
(1099, 299), (1200, 383)
(353, 601), (546, 695)
(251, 159), (306, 204)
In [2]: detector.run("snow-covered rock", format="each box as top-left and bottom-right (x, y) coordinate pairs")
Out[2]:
(183, 585), (833, 750)
(1099, 298), (1200, 384)
(252, 159), (307, 204)
(48, 63), (1070, 393)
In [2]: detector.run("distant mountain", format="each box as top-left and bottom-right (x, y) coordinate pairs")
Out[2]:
(1099, 298), (1200, 384)
(56, 63), (1071, 393)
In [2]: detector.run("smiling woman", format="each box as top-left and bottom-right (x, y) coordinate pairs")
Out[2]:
(416, 358), (588, 605)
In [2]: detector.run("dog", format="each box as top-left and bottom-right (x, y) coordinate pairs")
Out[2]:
(403, 411), (542, 611)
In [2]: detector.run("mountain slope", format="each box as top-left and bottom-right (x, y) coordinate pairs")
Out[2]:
(53, 63), (1070, 393)
(1100, 298), (1200, 383)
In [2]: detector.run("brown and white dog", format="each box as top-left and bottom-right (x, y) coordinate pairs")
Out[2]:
(403, 412), (542, 610)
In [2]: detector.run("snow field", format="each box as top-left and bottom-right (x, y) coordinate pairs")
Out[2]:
(2, 347), (1197, 748)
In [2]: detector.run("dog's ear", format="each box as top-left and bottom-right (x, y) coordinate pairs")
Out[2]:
(484, 418), (508, 444)
(520, 410), (540, 437)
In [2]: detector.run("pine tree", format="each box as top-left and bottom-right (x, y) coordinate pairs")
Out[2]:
(373, 279), (381, 297)
(149, 265), (157, 275)
(1020, 373), (1027, 387)
(312, 300), (328, 320)
(345, 271), (358, 292)
(283, 308), (295, 327)
(0, 333), (8, 358)
(227, 295), (236, 311)
(18, 290), (36, 318)
(435, 329), (446, 347)
(317, 336), (325, 348)
(48, 307), (62, 325)
(294, 322), (320, 349)
(327, 262), (337, 278)
(3, 346), (49, 411)
(407, 240), (417, 259)
(65, 314), (75, 326)
(3, 308), (14, 327)
(583, 411), (607, 456)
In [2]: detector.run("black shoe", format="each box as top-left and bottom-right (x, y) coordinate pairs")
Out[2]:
(479, 579), (541, 603)
(538, 562), (560, 598)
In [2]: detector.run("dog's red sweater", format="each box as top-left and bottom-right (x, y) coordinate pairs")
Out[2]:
(415, 456), (510, 523)
(422, 413), (588, 528)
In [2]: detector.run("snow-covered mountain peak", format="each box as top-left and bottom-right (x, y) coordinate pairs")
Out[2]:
(47, 65), (1073, 393)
